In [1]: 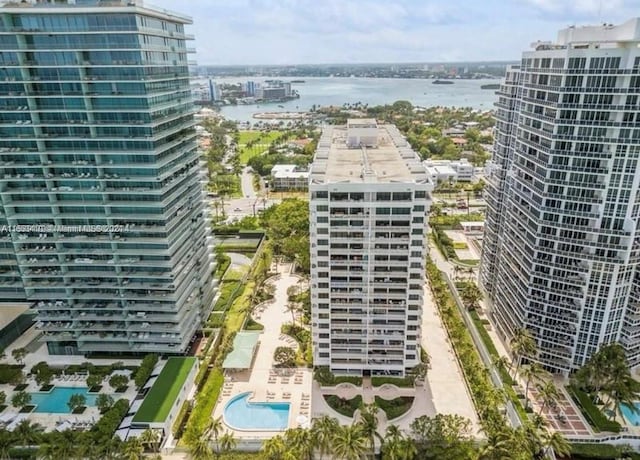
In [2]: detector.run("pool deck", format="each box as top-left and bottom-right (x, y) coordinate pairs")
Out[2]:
(0, 375), (137, 432)
(212, 264), (313, 438)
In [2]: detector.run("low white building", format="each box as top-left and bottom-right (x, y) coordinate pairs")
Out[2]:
(270, 164), (309, 191)
(450, 159), (475, 181)
(423, 159), (475, 184)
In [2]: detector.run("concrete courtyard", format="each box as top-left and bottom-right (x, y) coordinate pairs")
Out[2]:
(212, 263), (313, 439)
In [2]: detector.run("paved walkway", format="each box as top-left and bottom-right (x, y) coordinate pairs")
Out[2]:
(212, 265), (313, 438)
(421, 283), (480, 434)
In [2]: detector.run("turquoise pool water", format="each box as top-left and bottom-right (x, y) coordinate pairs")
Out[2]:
(29, 387), (98, 413)
(224, 392), (290, 430)
(621, 402), (640, 426)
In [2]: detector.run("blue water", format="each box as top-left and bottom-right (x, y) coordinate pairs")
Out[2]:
(224, 392), (290, 430)
(29, 387), (98, 413)
(620, 402), (640, 426)
(208, 77), (500, 123)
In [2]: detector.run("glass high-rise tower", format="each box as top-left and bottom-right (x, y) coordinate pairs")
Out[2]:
(0, 0), (215, 355)
(481, 19), (640, 374)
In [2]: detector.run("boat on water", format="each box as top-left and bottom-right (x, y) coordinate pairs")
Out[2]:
(290, 80), (305, 83)
(480, 83), (500, 90)
(432, 79), (454, 85)
(277, 105), (285, 108)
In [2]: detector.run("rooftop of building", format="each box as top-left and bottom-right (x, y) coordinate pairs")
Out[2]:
(271, 164), (309, 179)
(310, 122), (429, 185)
(530, 18), (640, 50)
(0, 0), (192, 23)
(132, 357), (196, 423)
(0, 303), (31, 331)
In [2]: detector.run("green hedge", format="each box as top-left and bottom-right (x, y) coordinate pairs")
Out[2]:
(333, 375), (363, 386)
(323, 395), (362, 418)
(375, 396), (414, 420)
(570, 443), (640, 459)
(0, 365), (24, 384)
(371, 376), (413, 387)
(244, 317), (264, 331)
(172, 400), (193, 439)
(566, 385), (621, 433)
(214, 253), (231, 279)
(468, 311), (515, 386)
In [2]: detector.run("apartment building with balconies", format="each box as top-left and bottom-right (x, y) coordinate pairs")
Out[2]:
(0, 0), (216, 355)
(480, 19), (640, 374)
(309, 120), (432, 377)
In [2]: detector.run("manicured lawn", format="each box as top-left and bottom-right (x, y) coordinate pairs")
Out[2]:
(371, 376), (413, 387)
(375, 396), (414, 420)
(237, 130), (283, 164)
(133, 357), (196, 423)
(323, 395), (362, 418)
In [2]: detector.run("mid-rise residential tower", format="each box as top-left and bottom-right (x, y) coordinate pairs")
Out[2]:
(0, 0), (215, 355)
(309, 119), (432, 377)
(481, 19), (640, 373)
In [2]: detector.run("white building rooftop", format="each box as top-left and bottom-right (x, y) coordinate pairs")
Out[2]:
(310, 124), (428, 184)
(271, 164), (309, 179)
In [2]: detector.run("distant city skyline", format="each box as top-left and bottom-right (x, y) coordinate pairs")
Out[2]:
(149, 0), (638, 65)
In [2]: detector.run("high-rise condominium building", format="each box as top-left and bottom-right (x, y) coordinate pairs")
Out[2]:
(481, 19), (640, 374)
(0, 0), (215, 355)
(309, 119), (432, 377)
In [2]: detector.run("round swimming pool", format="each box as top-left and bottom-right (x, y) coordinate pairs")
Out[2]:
(223, 392), (290, 431)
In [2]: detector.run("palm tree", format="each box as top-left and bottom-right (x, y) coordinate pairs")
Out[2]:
(38, 430), (80, 460)
(284, 427), (315, 460)
(13, 420), (43, 447)
(541, 430), (571, 459)
(205, 416), (224, 454)
(536, 381), (560, 416)
(262, 435), (287, 460)
(380, 425), (416, 460)
(358, 403), (382, 457)
(509, 328), (536, 378)
(311, 415), (339, 459)
(186, 427), (214, 460)
(332, 424), (369, 460)
(219, 432), (237, 455)
(521, 363), (546, 410)
(285, 301), (299, 326)
(0, 430), (13, 460)
(97, 436), (124, 460)
(140, 428), (161, 453)
(122, 437), (144, 460)
(477, 428), (514, 460)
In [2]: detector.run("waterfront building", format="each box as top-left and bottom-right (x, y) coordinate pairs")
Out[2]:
(0, 0), (216, 355)
(481, 19), (640, 373)
(309, 120), (432, 377)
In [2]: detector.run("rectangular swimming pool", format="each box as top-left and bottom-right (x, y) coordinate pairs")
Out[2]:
(29, 387), (98, 413)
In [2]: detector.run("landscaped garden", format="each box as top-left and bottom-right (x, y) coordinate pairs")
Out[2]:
(374, 396), (414, 420)
(323, 395), (362, 418)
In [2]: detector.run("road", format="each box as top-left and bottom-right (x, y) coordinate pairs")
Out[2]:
(241, 167), (256, 198)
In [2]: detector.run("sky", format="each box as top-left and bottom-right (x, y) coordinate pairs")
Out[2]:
(148, 0), (640, 65)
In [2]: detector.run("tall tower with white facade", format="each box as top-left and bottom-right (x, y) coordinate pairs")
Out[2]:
(0, 0), (216, 355)
(309, 120), (432, 377)
(481, 19), (640, 373)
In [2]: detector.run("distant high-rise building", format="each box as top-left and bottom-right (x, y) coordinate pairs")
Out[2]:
(309, 119), (432, 377)
(481, 19), (640, 374)
(244, 81), (256, 97)
(209, 79), (220, 101)
(0, 0), (216, 355)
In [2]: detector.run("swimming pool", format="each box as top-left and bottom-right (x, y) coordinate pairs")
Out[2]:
(621, 402), (640, 426)
(223, 392), (290, 431)
(29, 387), (98, 413)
